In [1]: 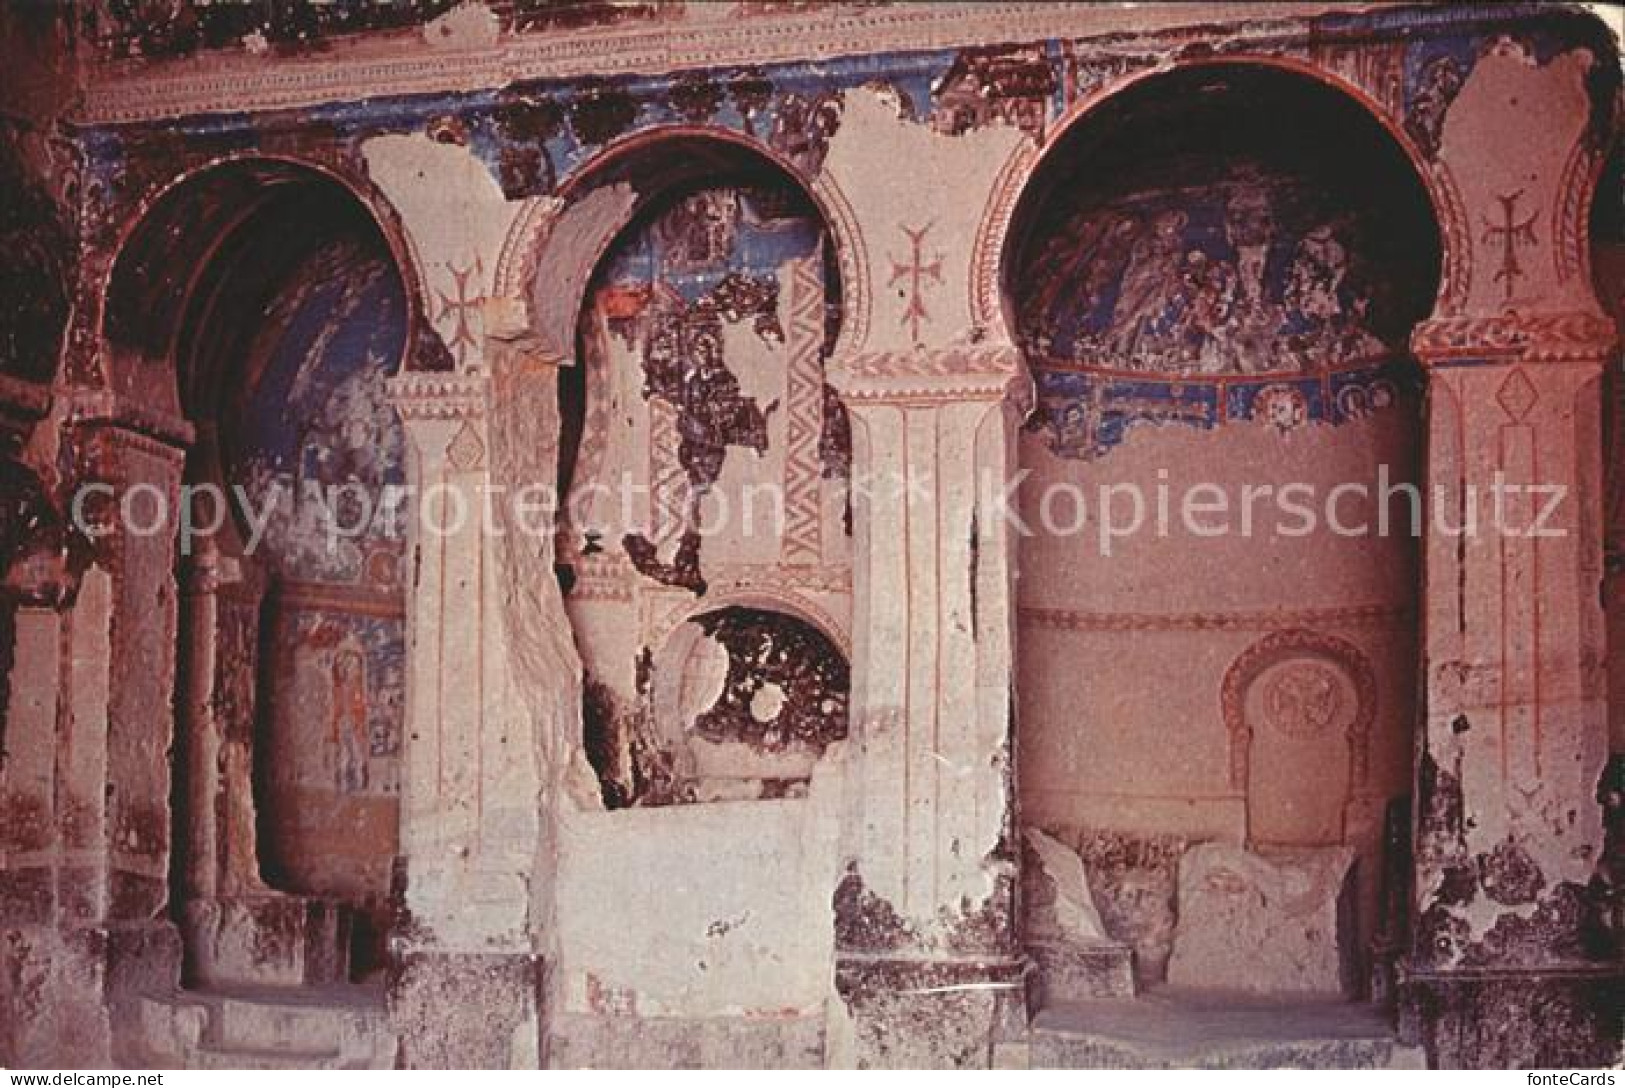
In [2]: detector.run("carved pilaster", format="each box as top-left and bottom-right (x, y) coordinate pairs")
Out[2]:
(1404, 317), (1622, 1067)
(386, 366), (557, 1067)
(824, 343), (1031, 1068)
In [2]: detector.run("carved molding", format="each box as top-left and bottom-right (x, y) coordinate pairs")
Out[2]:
(277, 577), (405, 619)
(646, 586), (851, 664)
(72, 4), (1366, 125)
(1411, 310), (1618, 365)
(388, 372), (488, 420)
(1020, 603), (1413, 633)
(1219, 628), (1377, 795)
(968, 137), (1037, 344)
(565, 560), (852, 602)
(60, 389), (194, 449)
(1553, 141), (1603, 290)
(812, 171), (872, 362)
(491, 195), (563, 309)
(828, 343), (1027, 404)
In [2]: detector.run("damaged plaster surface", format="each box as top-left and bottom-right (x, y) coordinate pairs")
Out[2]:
(2, 0), (1623, 1072)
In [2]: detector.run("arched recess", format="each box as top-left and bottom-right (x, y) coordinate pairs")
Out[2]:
(505, 129), (858, 811)
(971, 55), (1468, 347)
(492, 125), (869, 369)
(102, 157), (418, 981)
(998, 63), (1441, 1006)
(1593, 140), (1625, 778)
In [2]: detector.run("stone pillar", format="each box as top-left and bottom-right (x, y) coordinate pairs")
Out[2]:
(176, 538), (223, 904)
(72, 415), (190, 932)
(1404, 312), (1622, 1067)
(0, 401), (191, 1066)
(387, 371), (546, 1068)
(825, 344), (1030, 1069)
(174, 531), (270, 905)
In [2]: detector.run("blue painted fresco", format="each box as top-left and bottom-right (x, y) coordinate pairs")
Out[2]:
(598, 185), (825, 304)
(1026, 359), (1419, 461)
(224, 241), (408, 586)
(1016, 169), (1431, 377)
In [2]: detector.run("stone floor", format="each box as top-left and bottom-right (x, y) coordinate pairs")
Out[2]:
(1024, 990), (1422, 1069)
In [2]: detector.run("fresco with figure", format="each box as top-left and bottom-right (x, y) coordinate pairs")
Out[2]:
(218, 223), (408, 957)
(1014, 69), (1440, 461)
(565, 173), (852, 808)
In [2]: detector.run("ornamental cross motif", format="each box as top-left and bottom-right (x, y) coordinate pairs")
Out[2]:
(1482, 189), (1538, 302)
(888, 222), (943, 345)
(435, 256), (486, 368)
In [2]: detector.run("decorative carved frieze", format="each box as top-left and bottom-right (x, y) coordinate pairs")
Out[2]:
(828, 343), (1027, 404)
(1411, 310), (1618, 365)
(1020, 603), (1413, 633)
(57, 388), (194, 449)
(75, 4), (1344, 125)
(388, 372), (488, 420)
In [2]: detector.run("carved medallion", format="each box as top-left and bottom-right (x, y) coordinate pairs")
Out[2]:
(1261, 660), (1344, 739)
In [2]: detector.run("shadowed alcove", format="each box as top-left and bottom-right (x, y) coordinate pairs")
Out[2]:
(551, 135), (853, 810)
(106, 160), (410, 982)
(1001, 63), (1441, 1030)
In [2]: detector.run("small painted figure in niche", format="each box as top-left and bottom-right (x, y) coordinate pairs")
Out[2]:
(1284, 224), (1349, 326)
(1110, 209), (1188, 358)
(656, 190), (739, 271)
(1224, 186), (1276, 319)
(330, 643), (369, 793)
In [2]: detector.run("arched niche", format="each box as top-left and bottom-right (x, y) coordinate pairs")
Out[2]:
(1594, 141), (1625, 764)
(540, 133), (855, 810)
(1000, 63), (1441, 1000)
(103, 158), (415, 979)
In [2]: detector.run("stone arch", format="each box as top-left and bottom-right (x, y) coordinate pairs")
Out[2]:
(527, 126), (858, 812)
(647, 586), (852, 663)
(97, 151), (421, 980)
(102, 153), (426, 410)
(971, 55), (1467, 350)
(490, 124), (868, 366)
(998, 59), (1438, 1002)
(646, 591), (852, 795)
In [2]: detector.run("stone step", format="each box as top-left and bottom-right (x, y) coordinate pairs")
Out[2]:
(184, 896), (353, 988)
(1027, 939), (1137, 1002)
(136, 992), (210, 1055)
(188, 1045), (346, 1070)
(210, 984), (387, 1055)
(1030, 990), (1422, 1070)
(136, 984), (392, 1070)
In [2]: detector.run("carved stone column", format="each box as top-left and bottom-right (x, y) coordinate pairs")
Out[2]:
(5, 397), (195, 1065)
(387, 370), (546, 1068)
(824, 344), (1031, 1069)
(1404, 312), (1623, 1067)
(174, 530), (270, 905)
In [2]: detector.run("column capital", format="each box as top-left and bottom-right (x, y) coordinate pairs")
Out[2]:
(827, 342), (1030, 407)
(388, 371), (489, 422)
(60, 387), (194, 451)
(1410, 310), (1617, 367)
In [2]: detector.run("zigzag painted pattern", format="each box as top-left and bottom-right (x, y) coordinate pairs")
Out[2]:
(649, 396), (687, 548)
(782, 256), (826, 567)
